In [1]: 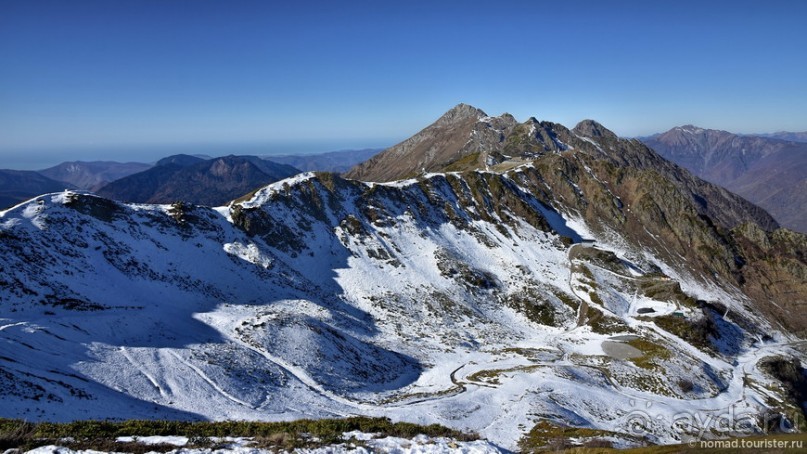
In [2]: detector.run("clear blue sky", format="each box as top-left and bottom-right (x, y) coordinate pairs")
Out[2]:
(1, 0), (806, 168)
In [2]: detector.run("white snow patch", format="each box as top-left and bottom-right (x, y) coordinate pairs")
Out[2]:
(224, 242), (273, 268)
(239, 172), (318, 208)
(116, 435), (189, 446)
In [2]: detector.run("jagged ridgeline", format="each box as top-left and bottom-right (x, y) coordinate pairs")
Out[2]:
(0, 104), (805, 450)
(348, 104), (804, 336)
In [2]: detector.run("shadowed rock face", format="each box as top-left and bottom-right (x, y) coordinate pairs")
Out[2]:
(642, 126), (807, 233)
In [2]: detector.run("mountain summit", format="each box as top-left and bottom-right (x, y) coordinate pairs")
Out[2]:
(572, 119), (618, 140)
(434, 102), (488, 124)
(345, 103), (490, 181)
(345, 103), (582, 182)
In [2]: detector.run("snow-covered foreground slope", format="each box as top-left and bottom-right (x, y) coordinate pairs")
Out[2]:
(1, 171), (804, 450)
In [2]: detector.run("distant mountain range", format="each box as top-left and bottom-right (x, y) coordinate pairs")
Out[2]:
(752, 131), (807, 142)
(96, 155), (300, 206)
(38, 161), (152, 191)
(3, 124), (804, 231)
(641, 126), (807, 233)
(265, 148), (381, 173)
(0, 149), (383, 209)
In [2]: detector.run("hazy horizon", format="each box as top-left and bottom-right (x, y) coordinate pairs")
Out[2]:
(0, 139), (392, 170)
(3, 115), (806, 170)
(2, 0), (806, 167)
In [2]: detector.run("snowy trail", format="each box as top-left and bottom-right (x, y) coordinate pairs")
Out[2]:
(383, 365), (473, 407)
(0, 322), (25, 331)
(562, 241), (771, 414)
(592, 328), (799, 415)
(229, 328), (476, 411)
(444, 336), (801, 444)
(226, 334), (363, 413)
(166, 350), (254, 409)
(119, 347), (168, 399)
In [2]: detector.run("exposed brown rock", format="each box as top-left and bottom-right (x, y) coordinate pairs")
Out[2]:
(346, 105), (805, 335)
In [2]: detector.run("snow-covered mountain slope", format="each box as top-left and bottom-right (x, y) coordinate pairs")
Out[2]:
(4, 101), (807, 450)
(2, 163), (805, 450)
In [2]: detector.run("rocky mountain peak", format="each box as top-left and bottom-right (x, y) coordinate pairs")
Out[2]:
(572, 119), (618, 140)
(435, 103), (488, 126)
(344, 104), (493, 182)
(483, 112), (519, 132)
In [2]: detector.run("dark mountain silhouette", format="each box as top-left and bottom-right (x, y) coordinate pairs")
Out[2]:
(96, 155), (299, 205)
(154, 154), (207, 167)
(0, 170), (73, 209)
